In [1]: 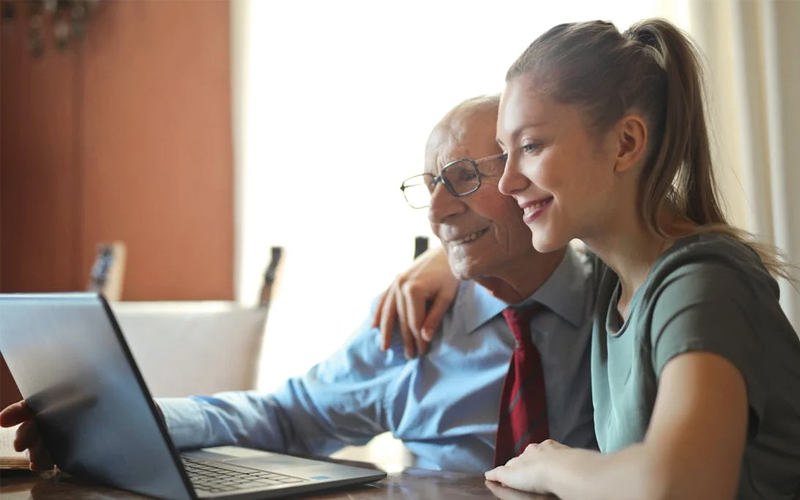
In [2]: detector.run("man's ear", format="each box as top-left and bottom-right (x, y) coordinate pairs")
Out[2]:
(614, 114), (648, 173)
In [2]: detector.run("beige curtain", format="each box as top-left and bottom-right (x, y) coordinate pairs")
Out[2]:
(686, 0), (800, 330)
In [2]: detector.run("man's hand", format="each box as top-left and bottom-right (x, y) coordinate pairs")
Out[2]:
(372, 246), (458, 358)
(0, 400), (54, 471)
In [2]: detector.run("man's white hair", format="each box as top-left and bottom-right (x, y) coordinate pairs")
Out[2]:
(426, 94), (501, 154)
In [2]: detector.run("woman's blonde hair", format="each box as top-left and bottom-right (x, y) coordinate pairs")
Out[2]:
(506, 18), (791, 281)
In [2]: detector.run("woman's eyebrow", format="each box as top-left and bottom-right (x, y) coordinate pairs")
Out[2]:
(514, 121), (552, 134)
(499, 121), (553, 146)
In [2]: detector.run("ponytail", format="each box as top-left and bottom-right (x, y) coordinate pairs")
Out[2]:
(506, 18), (792, 281)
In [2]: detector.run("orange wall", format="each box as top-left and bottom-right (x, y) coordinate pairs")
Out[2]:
(1, 0), (234, 407)
(1, 0), (233, 301)
(1, 16), (81, 294)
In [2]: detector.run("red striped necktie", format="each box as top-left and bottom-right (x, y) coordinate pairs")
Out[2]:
(493, 303), (550, 467)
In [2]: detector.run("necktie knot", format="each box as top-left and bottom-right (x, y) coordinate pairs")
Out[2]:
(502, 303), (540, 346)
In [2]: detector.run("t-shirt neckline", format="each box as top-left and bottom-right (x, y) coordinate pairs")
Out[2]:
(605, 234), (706, 337)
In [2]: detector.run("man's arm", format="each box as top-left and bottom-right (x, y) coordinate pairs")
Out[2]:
(158, 311), (409, 456)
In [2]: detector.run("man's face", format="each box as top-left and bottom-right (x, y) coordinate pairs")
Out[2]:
(426, 112), (536, 280)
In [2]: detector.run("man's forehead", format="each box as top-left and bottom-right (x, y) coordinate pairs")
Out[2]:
(425, 122), (496, 171)
(425, 140), (476, 173)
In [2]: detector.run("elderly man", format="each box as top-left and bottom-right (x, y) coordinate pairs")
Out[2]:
(1, 95), (595, 473)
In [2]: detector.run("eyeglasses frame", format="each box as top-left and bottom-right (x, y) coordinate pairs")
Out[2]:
(399, 152), (508, 209)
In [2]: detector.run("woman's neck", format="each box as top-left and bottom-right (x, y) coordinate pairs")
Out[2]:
(584, 211), (676, 319)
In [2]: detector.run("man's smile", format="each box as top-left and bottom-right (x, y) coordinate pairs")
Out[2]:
(447, 227), (490, 246)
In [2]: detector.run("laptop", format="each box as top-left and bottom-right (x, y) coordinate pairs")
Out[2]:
(0, 293), (386, 500)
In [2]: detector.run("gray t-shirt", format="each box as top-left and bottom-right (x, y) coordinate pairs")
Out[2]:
(591, 233), (800, 500)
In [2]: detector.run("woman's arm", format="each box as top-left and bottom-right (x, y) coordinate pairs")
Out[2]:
(487, 351), (748, 500)
(372, 246), (458, 358)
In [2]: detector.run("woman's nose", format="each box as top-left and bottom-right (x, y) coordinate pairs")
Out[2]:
(498, 153), (527, 196)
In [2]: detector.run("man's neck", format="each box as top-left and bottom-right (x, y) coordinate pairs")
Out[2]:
(474, 248), (567, 304)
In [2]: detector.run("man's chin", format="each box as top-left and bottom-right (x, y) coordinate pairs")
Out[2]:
(448, 258), (478, 282)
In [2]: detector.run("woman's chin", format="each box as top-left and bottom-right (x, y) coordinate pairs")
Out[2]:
(531, 234), (567, 254)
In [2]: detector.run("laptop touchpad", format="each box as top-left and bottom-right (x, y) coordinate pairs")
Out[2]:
(186, 447), (326, 471)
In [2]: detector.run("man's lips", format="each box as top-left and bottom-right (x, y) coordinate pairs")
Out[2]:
(445, 227), (490, 245)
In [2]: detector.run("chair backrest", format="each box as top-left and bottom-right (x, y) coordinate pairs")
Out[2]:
(87, 241), (127, 301)
(111, 302), (267, 397)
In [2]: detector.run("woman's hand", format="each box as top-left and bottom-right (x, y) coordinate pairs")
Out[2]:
(372, 246), (458, 358)
(484, 481), (553, 500)
(485, 440), (571, 495)
(486, 356), (750, 500)
(0, 400), (54, 471)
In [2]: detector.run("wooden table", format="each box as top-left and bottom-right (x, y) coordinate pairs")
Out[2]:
(0, 468), (549, 500)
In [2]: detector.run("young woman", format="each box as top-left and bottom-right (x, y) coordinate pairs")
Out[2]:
(375, 18), (800, 500)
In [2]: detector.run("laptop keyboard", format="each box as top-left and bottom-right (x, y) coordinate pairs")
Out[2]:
(182, 456), (307, 493)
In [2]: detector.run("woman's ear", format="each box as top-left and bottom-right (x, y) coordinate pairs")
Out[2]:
(614, 114), (648, 173)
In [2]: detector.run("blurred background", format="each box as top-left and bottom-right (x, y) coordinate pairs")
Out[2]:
(1, 0), (798, 426)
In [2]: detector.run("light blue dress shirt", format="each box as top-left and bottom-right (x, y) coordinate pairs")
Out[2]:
(158, 247), (596, 473)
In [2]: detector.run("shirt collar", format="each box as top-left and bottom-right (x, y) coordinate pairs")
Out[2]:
(456, 246), (590, 334)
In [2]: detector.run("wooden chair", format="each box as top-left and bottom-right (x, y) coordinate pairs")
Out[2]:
(115, 248), (285, 398)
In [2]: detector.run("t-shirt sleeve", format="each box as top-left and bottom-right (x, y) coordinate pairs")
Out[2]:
(649, 262), (767, 435)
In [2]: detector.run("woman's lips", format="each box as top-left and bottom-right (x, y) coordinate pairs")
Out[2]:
(520, 197), (553, 224)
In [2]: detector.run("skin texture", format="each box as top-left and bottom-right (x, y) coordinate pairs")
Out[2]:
(375, 245), (456, 355)
(496, 76), (663, 317)
(496, 79), (628, 255)
(424, 114), (540, 299)
(377, 100), (564, 357)
(0, 400), (53, 471)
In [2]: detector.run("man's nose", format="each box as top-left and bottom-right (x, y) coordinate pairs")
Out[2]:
(428, 183), (465, 223)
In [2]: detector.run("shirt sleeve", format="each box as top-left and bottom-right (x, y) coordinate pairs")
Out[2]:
(649, 262), (767, 434)
(157, 309), (410, 456)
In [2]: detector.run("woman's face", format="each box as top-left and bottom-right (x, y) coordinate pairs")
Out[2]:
(496, 74), (622, 253)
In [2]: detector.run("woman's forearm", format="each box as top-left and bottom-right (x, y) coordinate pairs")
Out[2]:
(546, 441), (740, 500)
(545, 445), (673, 500)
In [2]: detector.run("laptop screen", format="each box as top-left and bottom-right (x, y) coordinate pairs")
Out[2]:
(0, 294), (194, 500)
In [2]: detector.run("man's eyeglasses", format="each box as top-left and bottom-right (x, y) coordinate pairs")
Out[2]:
(400, 153), (507, 209)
